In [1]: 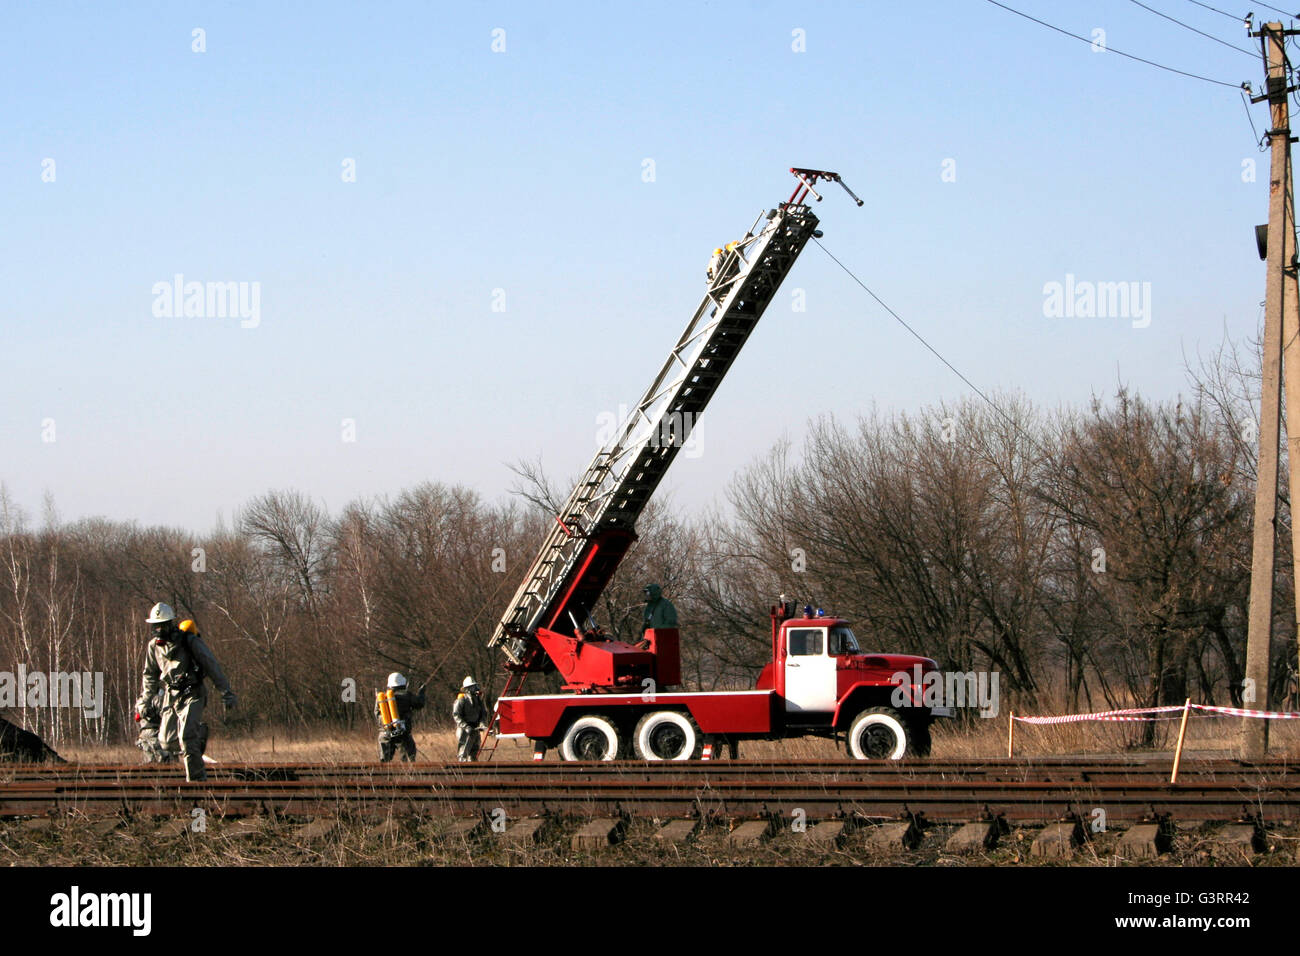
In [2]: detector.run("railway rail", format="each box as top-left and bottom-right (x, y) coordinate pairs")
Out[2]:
(1, 757), (1295, 824)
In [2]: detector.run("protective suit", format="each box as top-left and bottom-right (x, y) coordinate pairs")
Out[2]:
(642, 583), (678, 629)
(375, 686), (426, 762)
(133, 690), (177, 764)
(452, 681), (489, 762)
(140, 618), (235, 782)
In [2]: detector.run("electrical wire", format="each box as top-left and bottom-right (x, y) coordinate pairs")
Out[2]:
(985, 0), (1248, 88)
(1254, 1), (1300, 19)
(1129, 0), (1256, 55)
(812, 238), (1054, 460)
(1243, 88), (1269, 148)
(1184, 0), (1250, 19)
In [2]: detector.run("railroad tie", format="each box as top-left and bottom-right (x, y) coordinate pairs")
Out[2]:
(1116, 823), (1170, 860)
(151, 817), (191, 840)
(946, 820), (1004, 854)
(1031, 821), (1085, 859)
(727, 819), (774, 848)
(571, 817), (626, 851)
(864, 820), (920, 851)
(654, 819), (698, 844)
(437, 817), (486, 842)
(221, 819), (261, 841)
(499, 817), (545, 847)
(296, 819), (339, 843)
(1208, 823), (1264, 860)
(802, 820), (847, 848)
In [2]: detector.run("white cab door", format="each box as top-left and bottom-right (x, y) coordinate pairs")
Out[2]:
(783, 627), (837, 712)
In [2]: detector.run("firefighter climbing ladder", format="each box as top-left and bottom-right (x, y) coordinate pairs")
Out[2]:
(487, 173), (838, 670)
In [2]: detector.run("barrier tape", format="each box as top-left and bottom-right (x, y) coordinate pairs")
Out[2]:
(1012, 703), (1300, 725)
(1192, 703), (1300, 719)
(1012, 705), (1185, 725)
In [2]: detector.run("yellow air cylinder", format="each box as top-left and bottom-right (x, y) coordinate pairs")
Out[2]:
(377, 690), (397, 726)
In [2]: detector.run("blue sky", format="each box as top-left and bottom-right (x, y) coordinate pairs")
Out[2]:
(0, 0), (1275, 531)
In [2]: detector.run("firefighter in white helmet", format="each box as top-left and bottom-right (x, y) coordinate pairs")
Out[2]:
(138, 602), (236, 782)
(452, 677), (489, 762)
(374, 672), (425, 762)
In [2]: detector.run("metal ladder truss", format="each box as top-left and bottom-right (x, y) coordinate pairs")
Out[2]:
(487, 202), (821, 664)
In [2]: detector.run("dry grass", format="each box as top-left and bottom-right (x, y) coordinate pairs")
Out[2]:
(55, 722), (535, 765)
(50, 711), (1300, 765)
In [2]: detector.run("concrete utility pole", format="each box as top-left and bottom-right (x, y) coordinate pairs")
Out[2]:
(1243, 21), (1300, 760)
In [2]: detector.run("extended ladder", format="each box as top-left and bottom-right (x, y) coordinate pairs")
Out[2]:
(488, 189), (823, 667)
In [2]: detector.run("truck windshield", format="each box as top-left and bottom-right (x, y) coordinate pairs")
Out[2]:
(828, 627), (860, 655)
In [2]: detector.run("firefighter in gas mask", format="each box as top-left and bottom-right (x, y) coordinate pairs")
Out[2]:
(138, 602), (236, 782)
(374, 672), (426, 762)
(452, 677), (489, 762)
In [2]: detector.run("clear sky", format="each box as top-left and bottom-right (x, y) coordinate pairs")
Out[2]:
(0, 0), (1276, 532)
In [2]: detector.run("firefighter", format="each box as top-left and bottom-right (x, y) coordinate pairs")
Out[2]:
(706, 247), (724, 283)
(375, 672), (425, 762)
(641, 583), (678, 629)
(452, 677), (489, 762)
(132, 689), (176, 764)
(139, 602), (236, 782)
(707, 241), (743, 284)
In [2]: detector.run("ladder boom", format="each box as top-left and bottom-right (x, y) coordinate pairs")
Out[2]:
(489, 197), (822, 666)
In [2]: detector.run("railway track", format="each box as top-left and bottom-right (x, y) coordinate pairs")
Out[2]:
(1, 757), (1295, 823)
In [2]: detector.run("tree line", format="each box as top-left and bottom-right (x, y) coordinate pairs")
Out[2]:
(1, 338), (1293, 746)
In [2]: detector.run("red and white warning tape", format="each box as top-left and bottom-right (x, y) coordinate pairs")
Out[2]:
(1013, 703), (1300, 725)
(1012, 705), (1186, 725)
(1192, 703), (1300, 719)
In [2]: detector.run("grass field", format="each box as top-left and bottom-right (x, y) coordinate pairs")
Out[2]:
(52, 710), (1300, 765)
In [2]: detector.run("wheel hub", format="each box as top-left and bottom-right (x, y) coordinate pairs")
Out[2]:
(860, 724), (898, 759)
(648, 724), (686, 759)
(574, 729), (609, 760)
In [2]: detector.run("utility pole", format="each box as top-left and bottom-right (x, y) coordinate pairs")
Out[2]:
(1244, 21), (1300, 760)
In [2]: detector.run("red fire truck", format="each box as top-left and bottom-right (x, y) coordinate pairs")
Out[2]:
(485, 170), (945, 761)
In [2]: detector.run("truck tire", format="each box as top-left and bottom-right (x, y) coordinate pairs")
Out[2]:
(847, 707), (910, 760)
(559, 714), (621, 761)
(633, 710), (702, 760)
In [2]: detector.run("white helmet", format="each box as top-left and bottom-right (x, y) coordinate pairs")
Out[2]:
(387, 672), (407, 689)
(146, 602), (175, 624)
(463, 676), (479, 689)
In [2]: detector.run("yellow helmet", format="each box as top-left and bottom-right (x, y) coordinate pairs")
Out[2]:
(712, 248), (722, 255)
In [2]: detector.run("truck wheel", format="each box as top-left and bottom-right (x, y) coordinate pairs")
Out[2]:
(633, 710), (701, 760)
(847, 707), (910, 760)
(559, 715), (621, 761)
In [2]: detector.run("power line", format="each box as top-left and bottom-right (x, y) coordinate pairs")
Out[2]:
(1254, 1), (1300, 19)
(1129, 0), (1255, 55)
(812, 238), (1053, 459)
(1184, 0), (1249, 21)
(1243, 88), (1268, 148)
(984, 0), (1248, 88)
